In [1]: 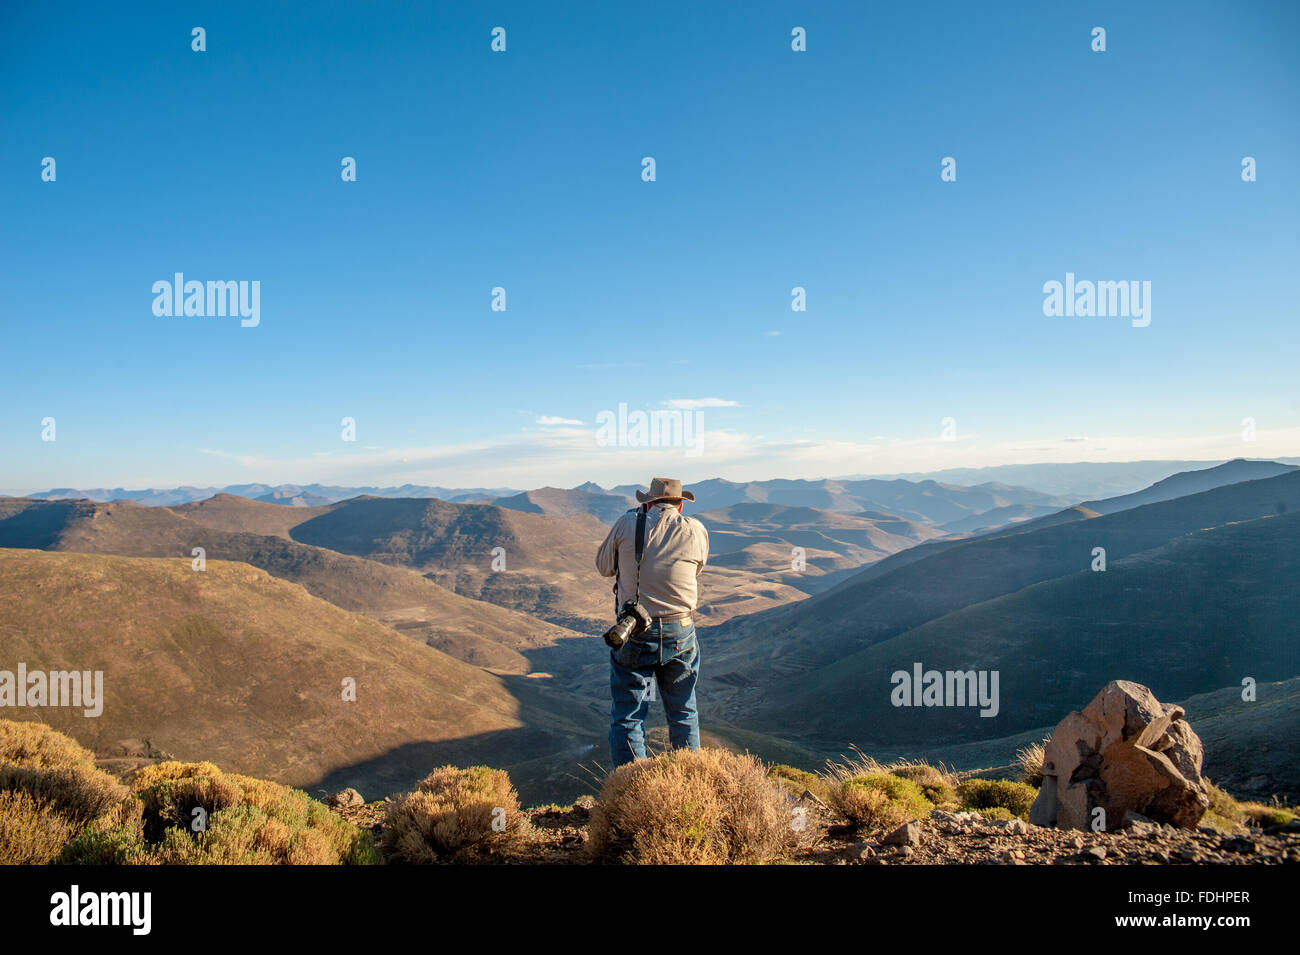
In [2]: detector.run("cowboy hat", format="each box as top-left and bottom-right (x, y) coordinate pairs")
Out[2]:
(635, 476), (695, 505)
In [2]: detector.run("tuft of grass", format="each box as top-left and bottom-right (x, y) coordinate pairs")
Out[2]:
(1015, 741), (1047, 788)
(956, 778), (1037, 819)
(1238, 801), (1296, 829)
(589, 748), (795, 865)
(1200, 781), (1247, 833)
(383, 765), (527, 863)
(974, 806), (1017, 822)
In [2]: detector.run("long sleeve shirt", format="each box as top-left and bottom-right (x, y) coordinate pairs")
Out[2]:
(595, 503), (709, 619)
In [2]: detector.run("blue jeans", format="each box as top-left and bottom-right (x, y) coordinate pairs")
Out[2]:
(609, 618), (700, 767)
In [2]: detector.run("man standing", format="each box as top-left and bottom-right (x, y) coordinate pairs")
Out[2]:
(595, 477), (709, 767)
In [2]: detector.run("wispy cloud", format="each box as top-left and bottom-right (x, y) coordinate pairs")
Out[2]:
(67, 424), (1300, 492)
(536, 415), (584, 427)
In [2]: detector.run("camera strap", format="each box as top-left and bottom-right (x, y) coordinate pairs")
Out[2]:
(612, 504), (650, 615)
(632, 503), (648, 605)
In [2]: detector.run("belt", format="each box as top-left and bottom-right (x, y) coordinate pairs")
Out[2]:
(653, 611), (693, 625)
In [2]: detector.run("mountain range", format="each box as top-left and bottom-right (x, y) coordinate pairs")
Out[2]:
(2, 456), (1297, 803)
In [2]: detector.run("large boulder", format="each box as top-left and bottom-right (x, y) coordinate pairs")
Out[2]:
(1029, 680), (1210, 831)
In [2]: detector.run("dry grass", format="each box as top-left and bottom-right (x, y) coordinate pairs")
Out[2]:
(1015, 741), (1047, 787)
(1200, 780), (1247, 833)
(1238, 799), (1296, 828)
(588, 748), (796, 865)
(383, 765), (528, 863)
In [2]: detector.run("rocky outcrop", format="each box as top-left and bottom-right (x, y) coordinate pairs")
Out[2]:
(1029, 680), (1210, 831)
(328, 787), (365, 808)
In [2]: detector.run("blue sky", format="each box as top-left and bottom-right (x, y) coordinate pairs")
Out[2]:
(2, 0), (1298, 492)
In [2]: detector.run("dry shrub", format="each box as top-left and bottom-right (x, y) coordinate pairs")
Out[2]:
(0, 719), (97, 771)
(1, 727), (374, 865)
(0, 763), (136, 830)
(0, 790), (76, 864)
(0, 722), (142, 864)
(956, 778), (1037, 819)
(383, 765), (527, 863)
(588, 748), (795, 865)
(1016, 741), (1047, 787)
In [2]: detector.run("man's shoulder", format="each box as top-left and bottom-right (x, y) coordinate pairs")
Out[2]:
(681, 514), (709, 536)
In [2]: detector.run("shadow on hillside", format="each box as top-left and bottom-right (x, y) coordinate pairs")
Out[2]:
(309, 724), (607, 807)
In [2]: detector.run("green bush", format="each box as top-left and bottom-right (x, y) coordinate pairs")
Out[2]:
(829, 772), (932, 832)
(888, 763), (957, 807)
(129, 761), (377, 865)
(956, 778), (1037, 819)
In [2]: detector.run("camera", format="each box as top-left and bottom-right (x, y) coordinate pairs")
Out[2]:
(603, 600), (653, 650)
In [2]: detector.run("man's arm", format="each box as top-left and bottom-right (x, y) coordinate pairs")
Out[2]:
(695, 519), (709, 574)
(595, 514), (624, 577)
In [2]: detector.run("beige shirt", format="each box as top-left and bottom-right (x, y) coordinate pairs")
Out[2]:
(596, 503), (709, 619)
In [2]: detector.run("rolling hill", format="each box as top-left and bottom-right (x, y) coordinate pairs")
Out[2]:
(614, 477), (1069, 523)
(706, 467), (1300, 681)
(0, 496), (589, 675)
(0, 549), (595, 801)
(491, 486), (637, 523)
(736, 508), (1300, 747)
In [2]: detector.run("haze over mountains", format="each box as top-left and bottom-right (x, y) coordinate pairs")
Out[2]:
(3, 457), (1298, 802)
(28, 457), (1298, 513)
